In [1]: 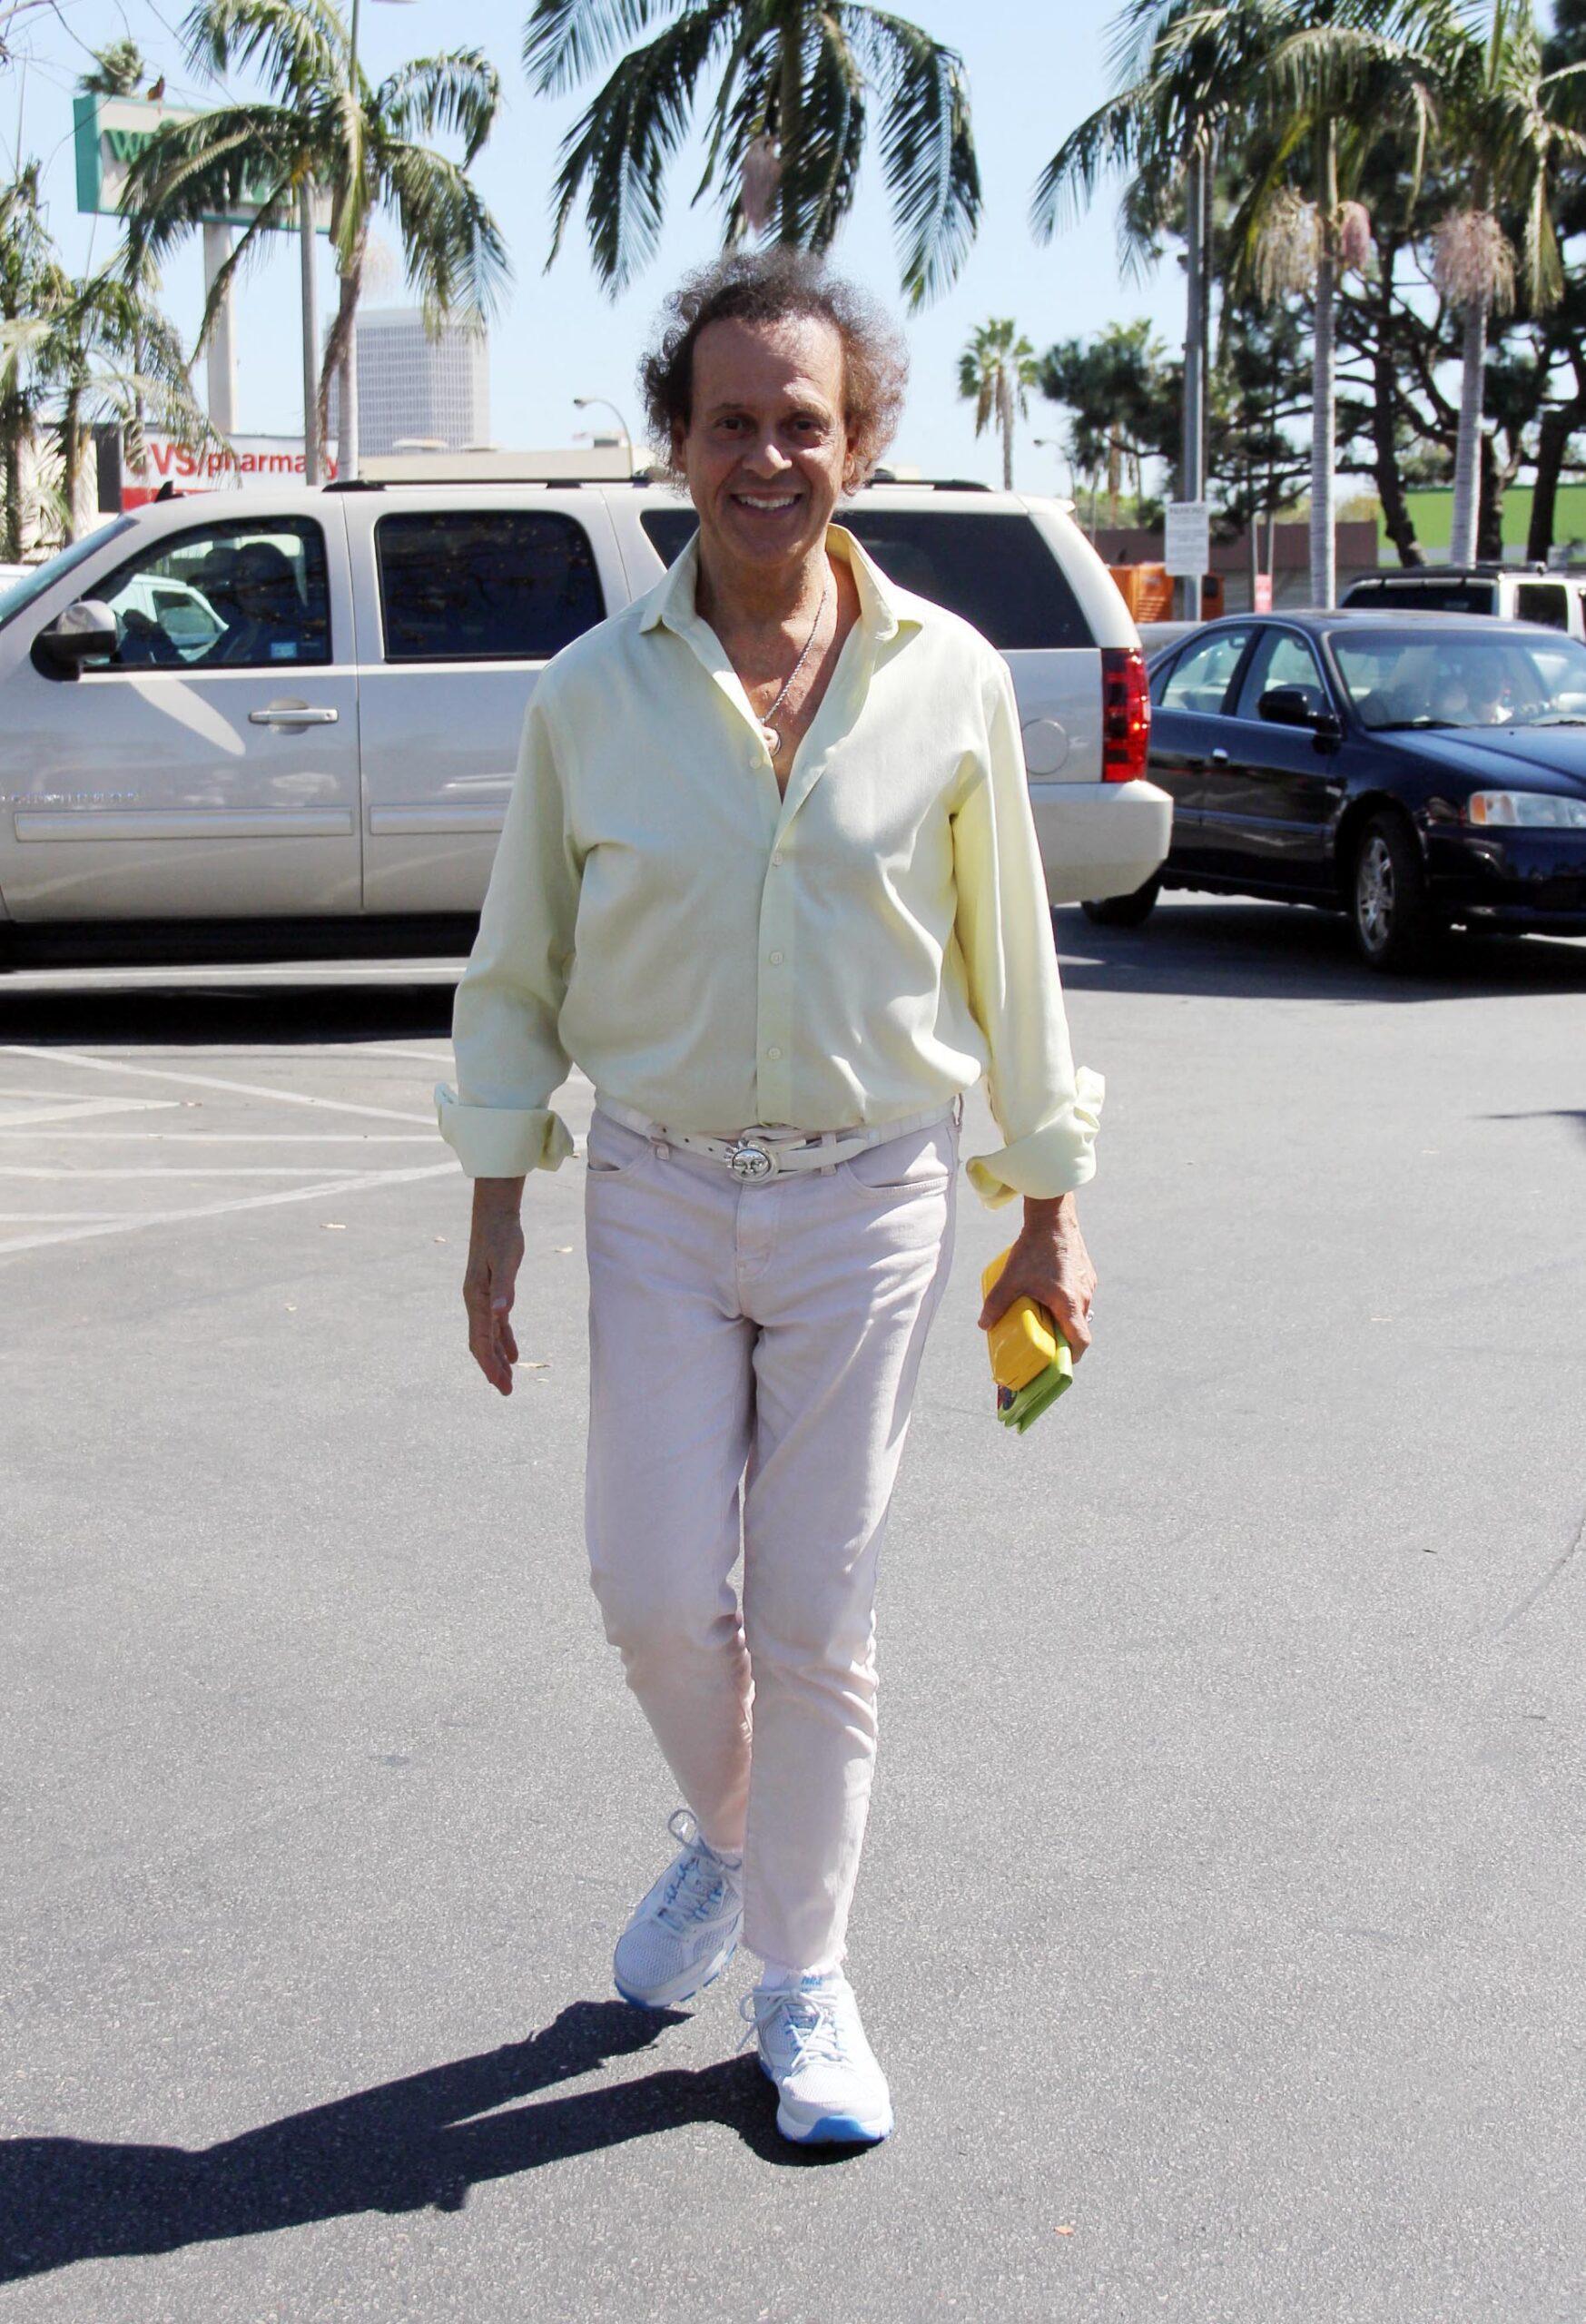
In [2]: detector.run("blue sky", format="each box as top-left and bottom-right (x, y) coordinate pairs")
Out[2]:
(14, 0), (1188, 487)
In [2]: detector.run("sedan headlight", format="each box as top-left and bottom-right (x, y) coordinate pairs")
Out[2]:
(1466, 789), (1586, 830)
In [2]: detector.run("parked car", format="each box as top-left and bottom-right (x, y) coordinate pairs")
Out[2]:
(0, 477), (1171, 965)
(1343, 563), (1586, 638)
(1092, 609), (1586, 969)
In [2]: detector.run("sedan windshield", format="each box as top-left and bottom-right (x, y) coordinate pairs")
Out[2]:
(1332, 627), (1586, 731)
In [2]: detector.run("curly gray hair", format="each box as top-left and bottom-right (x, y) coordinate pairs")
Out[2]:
(638, 248), (909, 494)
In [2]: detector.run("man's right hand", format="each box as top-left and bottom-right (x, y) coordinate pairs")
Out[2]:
(463, 1177), (527, 1394)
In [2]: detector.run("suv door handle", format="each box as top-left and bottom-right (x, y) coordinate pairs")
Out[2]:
(1209, 747), (1230, 766)
(249, 704), (339, 727)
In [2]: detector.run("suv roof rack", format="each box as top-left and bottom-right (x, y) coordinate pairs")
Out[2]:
(866, 472), (991, 491)
(1374, 560), (1549, 578)
(324, 478), (385, 492)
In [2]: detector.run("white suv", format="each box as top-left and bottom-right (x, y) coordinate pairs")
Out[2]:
(0, 478), (1170, 961)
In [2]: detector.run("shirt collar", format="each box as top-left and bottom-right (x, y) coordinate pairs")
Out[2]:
(637, 518), (917, 644)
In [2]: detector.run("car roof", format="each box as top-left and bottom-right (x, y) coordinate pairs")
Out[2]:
(1164, 607), (1577, 642)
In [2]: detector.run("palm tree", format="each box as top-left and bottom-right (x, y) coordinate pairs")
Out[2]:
(1035, 1), (1449, 606)
(119, 0), (508, 478)
(1237, 5), (1446, 604)
(3, 267), (218, 539)
(523, 0), (980, 309)
(0, 165), (69, 560)
(1434, 3), (1586, 566)
(958, 319), (1038, 490)
(1032, 0), (1269, 580)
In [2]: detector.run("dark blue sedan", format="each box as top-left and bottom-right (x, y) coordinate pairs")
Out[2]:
(1096, 611), (1586, 969)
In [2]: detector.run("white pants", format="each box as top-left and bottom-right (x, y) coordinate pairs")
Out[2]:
(584, 1102), (959, 1973)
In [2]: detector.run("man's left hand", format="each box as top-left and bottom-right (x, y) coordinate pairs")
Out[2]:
(977, 1193), (1096, 1363)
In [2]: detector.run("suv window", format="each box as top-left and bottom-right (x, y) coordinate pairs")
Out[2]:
(1515, 581), (1569, 630)
(1233, 628), (1328, 721)
(1357, 577), (1498, 615)
(93, 517), (330, 668)
(377, 511), (605, 663)
(639, 507), (1093, 651)
(1157, 626), (1251, 715)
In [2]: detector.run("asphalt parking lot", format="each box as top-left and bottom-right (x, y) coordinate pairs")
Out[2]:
(4, 898), (1584, 2324)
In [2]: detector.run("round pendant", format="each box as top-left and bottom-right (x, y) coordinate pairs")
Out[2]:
(761, 723), (781, 756)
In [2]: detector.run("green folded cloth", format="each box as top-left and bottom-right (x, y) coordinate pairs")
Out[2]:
(997, 1343), (1074, 1432)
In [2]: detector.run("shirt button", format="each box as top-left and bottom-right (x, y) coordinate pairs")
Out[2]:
(769, 950), (783, 965)
(771, 852), (783, 868)
(766, 1045), (783, 1061)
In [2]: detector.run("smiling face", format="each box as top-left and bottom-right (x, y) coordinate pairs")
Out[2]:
(676, 313), (855, 586)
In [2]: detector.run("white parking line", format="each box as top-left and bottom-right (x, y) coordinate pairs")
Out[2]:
(0, 1166), (387, 1177)
(0, 1097), (182, 1129)
(0, 1211), (138, 1221)
(0, 1130), (438, 1141)
(0, 1161), (458, 1258)
(0, 1044), (434, 1125)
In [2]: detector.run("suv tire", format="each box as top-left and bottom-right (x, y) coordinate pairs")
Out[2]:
(1350, 810), (1440, 972)
(1081, 873), (1162, 929)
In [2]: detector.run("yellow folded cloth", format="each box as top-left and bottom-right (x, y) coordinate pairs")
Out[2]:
(980, 1246), (1074, 1433)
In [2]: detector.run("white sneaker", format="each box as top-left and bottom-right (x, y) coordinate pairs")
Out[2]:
(613, 1807), (744, 2010)
(741, 1971), (893, 2145)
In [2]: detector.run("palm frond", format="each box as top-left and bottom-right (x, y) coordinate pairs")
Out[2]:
(380, 141), (513, 322)
(181, 0), (343, 96)
(544, 7), (729, 290)
(373, 50), (502, 164)
(859, 10), (980, 306)
(772, 12), (867, 255)
(523, 0), (689, 98)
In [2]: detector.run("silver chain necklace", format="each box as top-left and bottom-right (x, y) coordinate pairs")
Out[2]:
(756, 567), (832, 757)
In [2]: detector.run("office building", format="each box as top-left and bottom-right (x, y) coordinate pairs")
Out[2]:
(326, 308), (489, 457)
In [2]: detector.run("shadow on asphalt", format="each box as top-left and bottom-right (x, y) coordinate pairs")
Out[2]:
(1054, 902), (1586, 1004)
(0, 904), (1581, 1056)
(0, 1998), (867, 2280)
(0, 975), (461, 1050)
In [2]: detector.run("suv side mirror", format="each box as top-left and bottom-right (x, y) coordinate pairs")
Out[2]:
(34, 597), (118, 676)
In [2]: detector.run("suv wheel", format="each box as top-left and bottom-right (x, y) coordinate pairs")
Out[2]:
(1350, 811), (1440, 972)
(1081, 873), (1161, 929)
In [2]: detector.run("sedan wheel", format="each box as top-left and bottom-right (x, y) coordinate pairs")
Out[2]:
(1350, 811), (1440, 971)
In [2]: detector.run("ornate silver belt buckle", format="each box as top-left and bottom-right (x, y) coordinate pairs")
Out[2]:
(726, 1137), (774, 1181)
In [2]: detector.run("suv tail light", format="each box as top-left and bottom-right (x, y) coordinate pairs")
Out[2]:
(1100, 646), (1150, 783)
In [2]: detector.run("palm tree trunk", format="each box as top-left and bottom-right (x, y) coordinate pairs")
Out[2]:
(1310, 121), (1338, 608)
(1000, 371), (1013, 490)
(61, 394), (82, 546)
(2, 409), (23, 564)
(1448, 297), (1488, 568)
(319, 258), (363, 481)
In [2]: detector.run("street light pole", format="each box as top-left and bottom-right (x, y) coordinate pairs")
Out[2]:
(574, 395), (635, 459)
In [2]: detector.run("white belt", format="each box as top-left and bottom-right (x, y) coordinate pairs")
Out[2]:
(592, 1094), (960, 1181)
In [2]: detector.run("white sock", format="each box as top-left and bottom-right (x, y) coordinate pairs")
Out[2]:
(756, 1957), (839, 1990)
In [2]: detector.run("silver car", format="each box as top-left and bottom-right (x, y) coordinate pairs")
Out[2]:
(0, 479), (1170, 960)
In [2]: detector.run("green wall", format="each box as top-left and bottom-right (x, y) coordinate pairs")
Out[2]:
(1388, 485), (1586, 562)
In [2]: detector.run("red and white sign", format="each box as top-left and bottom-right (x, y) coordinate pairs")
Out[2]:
(122, 434), (339, 507)
(1253, 572), (1273, 613)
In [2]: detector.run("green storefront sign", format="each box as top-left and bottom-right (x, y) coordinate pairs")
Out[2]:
(73, 94), (326, 227)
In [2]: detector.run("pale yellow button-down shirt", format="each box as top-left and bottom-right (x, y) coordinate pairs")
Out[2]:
(434, 522), (1102, 1207)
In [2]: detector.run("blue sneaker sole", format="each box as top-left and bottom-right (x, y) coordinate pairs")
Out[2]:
(756, 2055), (892, 2144)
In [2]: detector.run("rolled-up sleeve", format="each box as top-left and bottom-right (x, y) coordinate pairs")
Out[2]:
(433, 688), (581, 1178)
(952, 657), (1104, 1209)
